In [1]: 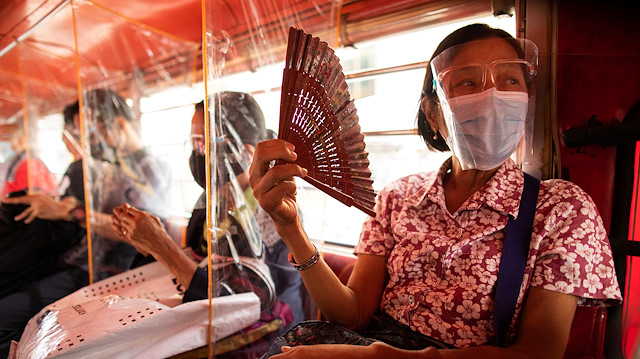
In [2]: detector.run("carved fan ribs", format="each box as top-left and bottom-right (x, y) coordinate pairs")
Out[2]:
(278, 27), (376, 217)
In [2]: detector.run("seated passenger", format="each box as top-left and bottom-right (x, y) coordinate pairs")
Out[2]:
(111, 92), (304, 354)
(0, 103), (88, 301)
(5, 89), (173, 278)
(0, 104), (89, 358)
(0, 89), (172, 357)
(250, 23), (622, 358)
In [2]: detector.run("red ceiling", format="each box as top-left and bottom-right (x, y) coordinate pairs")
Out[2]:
(0, 0), (490, 121)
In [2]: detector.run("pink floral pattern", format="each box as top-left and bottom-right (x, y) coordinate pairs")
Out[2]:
(354, 158), (622, 348)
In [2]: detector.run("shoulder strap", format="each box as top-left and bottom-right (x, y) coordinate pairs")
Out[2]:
(493, 172), (540, 347)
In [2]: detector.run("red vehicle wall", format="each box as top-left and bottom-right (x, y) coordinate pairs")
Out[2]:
(555, 2), (640, 356)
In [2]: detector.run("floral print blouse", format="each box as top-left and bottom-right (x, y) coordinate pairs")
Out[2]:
(354, 158), (622, 348)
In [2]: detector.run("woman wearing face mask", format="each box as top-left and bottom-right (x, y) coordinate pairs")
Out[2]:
(250, 23), (622, 359)
(112, 92), (304, 353)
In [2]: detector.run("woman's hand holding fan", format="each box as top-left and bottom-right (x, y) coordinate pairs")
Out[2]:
(249, 139), (308, 228)
(275, 27), (377, 217)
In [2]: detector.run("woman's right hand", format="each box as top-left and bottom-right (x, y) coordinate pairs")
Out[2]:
(249, 139), (307, 228)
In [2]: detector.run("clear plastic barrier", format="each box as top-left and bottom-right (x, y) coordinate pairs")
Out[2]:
(0, 0), (517, 358)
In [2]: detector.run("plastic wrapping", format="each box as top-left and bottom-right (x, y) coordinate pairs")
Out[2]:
(69, 1), (198, 282)
(202, 0), (340, 353)
(0, 1), (343, 355)
(1, 0), (333, 356)
(0, 0), (200, 284)
(0, 0), (491, 357)
(0, 43), (77, 197)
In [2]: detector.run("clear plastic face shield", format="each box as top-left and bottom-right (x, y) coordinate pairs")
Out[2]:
(62, 125), (83, 157)
(186, 110), (262, 258)
(61, 115), (116, 164)
(430, 37), (538, 170)
(186, 122), (251, 189)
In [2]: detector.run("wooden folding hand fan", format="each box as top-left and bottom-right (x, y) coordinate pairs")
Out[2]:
(278, 27), (376, 217)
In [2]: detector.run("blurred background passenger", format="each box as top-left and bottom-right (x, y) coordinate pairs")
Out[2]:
(0, 106), (89, 358)
(5, 89), (173, 278)
(0, 89), (173, 356)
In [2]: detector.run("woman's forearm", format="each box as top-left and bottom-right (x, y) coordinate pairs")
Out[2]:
(276, 220), (363, 327)
(148, 234), (198, 289)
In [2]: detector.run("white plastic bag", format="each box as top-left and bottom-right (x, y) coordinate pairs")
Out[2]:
(15, 292), (260, 359)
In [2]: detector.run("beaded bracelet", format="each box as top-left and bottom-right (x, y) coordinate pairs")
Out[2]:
(288, 245), (320, 271)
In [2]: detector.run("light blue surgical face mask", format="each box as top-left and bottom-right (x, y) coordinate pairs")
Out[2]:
(443, 88), (529, 171)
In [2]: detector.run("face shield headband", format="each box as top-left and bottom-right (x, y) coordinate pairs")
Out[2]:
(430, 38), (538, 170)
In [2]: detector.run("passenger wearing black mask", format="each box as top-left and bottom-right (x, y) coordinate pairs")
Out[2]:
(112, 92), (304, 354)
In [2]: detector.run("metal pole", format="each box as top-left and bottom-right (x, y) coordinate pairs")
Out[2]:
(0, 0), (71, 59)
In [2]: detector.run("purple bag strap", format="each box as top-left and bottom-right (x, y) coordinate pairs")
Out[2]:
(493, 172), (540, 347)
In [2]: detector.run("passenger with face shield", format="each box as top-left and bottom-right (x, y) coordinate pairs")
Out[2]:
(250, 24), (622, 358)
(0, 109), (87, 358)
(111, 92), (304, 355)
(5, 89), (172, 278)
(0, 90), (173, 356)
